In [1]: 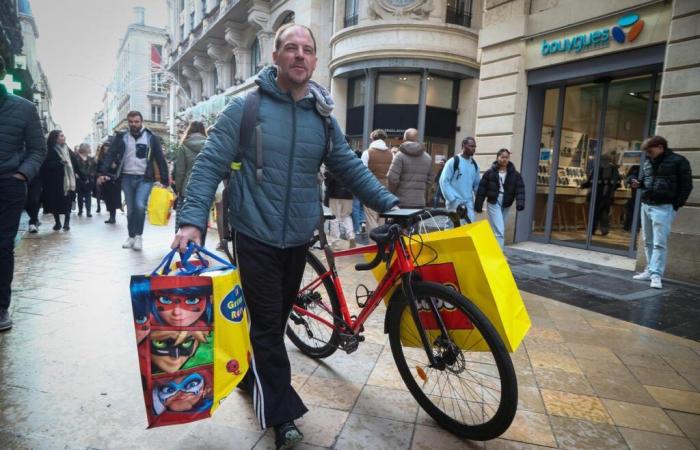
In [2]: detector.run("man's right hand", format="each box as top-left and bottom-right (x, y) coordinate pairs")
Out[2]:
(630, 178), (640, 189)
(172, 225), (202, 252)
(97, 175), (110, 185)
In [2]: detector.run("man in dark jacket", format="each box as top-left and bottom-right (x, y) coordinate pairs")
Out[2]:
(324, 166), (356, 249)
(172, 24), (398, 449)
(475, 149), (525, 248)
(387, 128), (433, 208)
(0, 55), (48, 331)
(98, 111), (168, 251)
(631, 135), (693, 289)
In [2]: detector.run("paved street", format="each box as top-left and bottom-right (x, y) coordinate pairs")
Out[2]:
(2, 212), (700, 450)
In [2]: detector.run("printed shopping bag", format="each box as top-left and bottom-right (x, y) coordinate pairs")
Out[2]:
(147, 186), (175, 226)
(371, 220), (530, 352)
(130, 244), (252, 428)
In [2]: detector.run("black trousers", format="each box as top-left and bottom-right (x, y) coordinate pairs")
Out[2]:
(24, 177), (42, 225)
(235, 230), (309, 428)
(77, 182), (92, 214)
(0, 177), (28, 310)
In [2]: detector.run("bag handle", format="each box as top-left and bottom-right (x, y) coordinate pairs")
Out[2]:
(152, 243), (235, 276)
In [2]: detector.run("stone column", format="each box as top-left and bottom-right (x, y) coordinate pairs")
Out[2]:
(181, 64), (202, 103)
(193, 53), (216, 98)
(207, 39), (233, 91)
(639, 0), (700, 282)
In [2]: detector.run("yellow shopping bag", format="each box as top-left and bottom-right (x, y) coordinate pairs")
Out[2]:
(370, 220), (530, 352)
(147, 186), (175, 226)
(130, 244), (252, 428)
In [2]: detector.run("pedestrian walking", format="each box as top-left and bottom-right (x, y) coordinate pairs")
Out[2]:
(350, 147), (366, 240)
(631, 135), (693, 289)
(0, 55), (47, 332)
(387, 128), (433, 208)
(431, 155), (446, 208)
(174, 120), (207, 232)
(41, 130), (78, 231)
(172, 24), (398, 449)
(474, 149), (525, 248)
(25, 175), (43, 233)
(97, 111), (169, 251)
(581, 153), (620, 236)
(95, 139), (121, 224)
(324, 164), (356, 249)
(75, 143), (96, 217)
(361, 129), (392, 232)
(439, 136), (480, 222)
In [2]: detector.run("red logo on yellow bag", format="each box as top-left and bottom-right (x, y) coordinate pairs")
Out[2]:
(415, 263), (473, 330)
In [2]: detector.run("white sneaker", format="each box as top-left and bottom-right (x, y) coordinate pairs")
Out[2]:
(633, 270), (652, 281)
(650, 275), (662, 289)
(122, 237), (135, 249)
(28, 224), (38, 233)
(132, 236), (143, 251)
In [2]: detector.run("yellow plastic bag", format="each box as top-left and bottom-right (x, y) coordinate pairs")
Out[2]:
(370, 220), (530, 352)
(147, 186), (175, 226)
(131, 246), (252, 428)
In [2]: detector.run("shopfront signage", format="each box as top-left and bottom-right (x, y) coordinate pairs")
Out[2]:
(541, 13), (644, 57)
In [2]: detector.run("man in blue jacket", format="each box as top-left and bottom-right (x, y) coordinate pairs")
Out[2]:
(173, 24), (398, 449)
(0, 55), (47, 331)
(439, 136), (480, 222)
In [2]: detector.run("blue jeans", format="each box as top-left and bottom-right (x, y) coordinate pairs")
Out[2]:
(351, 197), (365, 232)
(487, 193), (510, 249)
(640, 203), (676, 277)
(121, 174), (152, 238)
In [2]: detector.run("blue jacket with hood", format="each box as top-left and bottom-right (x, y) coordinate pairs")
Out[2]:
(178, 66), (398, 248)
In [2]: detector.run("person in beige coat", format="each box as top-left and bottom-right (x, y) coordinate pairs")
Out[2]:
(387, 128), (433, 208)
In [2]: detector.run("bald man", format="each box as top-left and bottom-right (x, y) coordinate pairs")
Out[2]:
(387, 128), (433, 208)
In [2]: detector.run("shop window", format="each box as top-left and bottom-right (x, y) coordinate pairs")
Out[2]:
(377, 74), (420, 105)
(426, 76), (454, 109)
(348, 77), (366, 107)
(446, 0), (472, 28)
(251, 38), (261, 76)
(344, 0), (359, 27)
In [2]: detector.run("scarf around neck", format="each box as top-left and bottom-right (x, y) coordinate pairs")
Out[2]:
(56, 144), (76, 194)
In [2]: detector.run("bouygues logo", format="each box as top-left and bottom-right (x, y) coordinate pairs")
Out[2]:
(541, 13), (644, 56)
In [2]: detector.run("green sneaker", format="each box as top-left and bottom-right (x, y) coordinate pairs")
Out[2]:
(274, 421), (303, 450)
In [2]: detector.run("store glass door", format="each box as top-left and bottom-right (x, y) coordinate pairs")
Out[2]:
(533, 74), (659, 256)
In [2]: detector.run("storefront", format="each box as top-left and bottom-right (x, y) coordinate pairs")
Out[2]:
(511, 4), (673, 258)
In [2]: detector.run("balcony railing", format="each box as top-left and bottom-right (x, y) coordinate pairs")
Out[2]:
(446, 6), (471, 28)
(344, 14), (358, 28)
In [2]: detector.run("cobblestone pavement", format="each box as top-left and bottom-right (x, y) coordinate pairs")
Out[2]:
(2, 212), (700, 449)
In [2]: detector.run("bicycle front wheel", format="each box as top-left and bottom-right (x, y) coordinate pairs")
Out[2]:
(387, 281), (517, 440)
(286, 250), (341, 358)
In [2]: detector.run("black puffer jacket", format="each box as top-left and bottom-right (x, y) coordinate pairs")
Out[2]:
(0, 85), (47, 180)
(475, 161), (525, 212)
(639, 149), (693, 210)
(324, 168), (353, 200)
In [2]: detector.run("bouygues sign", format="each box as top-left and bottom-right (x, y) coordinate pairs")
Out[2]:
(541, 13), (644, 56)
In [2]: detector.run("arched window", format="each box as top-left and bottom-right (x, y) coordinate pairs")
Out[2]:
(251, 38), (261, 77)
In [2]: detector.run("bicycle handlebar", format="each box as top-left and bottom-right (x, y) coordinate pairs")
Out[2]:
(354, 223), (400, 271)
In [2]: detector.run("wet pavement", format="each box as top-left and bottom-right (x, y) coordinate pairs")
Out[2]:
(2, 211), (700, 449)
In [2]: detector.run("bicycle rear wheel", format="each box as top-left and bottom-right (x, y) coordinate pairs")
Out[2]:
(387, 281), (517, 440)
(286, 250), (342, 358)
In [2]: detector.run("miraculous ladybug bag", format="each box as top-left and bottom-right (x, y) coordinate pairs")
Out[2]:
(130, 244), (252, 428)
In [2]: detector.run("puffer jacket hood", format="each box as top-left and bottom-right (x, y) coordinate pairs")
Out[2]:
(399, 141), (425, 157)
(178, 65), (398, 248)
(183, 133), (206, 153)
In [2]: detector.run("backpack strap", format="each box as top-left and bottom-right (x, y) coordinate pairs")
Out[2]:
(451, 155), (460, 181)
(232, 88), (261, 174)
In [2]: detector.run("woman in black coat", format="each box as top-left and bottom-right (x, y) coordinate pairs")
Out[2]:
(41, 130), (78, 231)
(475, 148), (525, 248)
(95, 139), (122, 224)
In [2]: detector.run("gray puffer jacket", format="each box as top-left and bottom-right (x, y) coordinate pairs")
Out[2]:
(387, 141), (433, 208)
(0, 85), (47, 180)
(178, 66), (398, 248)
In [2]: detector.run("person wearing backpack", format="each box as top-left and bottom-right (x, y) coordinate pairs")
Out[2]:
(475, 149), (525, 248)
(439, 136), (480, 222)
(172, 24), (398, 449)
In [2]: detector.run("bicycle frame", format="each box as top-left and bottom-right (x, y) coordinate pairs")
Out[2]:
(294, 241), (413, 336)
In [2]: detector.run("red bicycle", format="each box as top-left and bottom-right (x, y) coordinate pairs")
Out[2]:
(286, 208), (518, 440)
